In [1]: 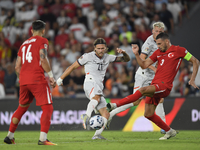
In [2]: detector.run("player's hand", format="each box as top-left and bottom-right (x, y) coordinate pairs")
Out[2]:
(116, 48), (125, 54)
(188, 80), (199, 89)
(56, 77), (63, 86)
(131, 44), (139, 55)
(49, 77), (56, 88)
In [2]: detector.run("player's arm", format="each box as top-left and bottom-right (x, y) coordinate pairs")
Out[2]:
(15, 56), (21, 77)
(115, 48), (130, 62)
(187, 54), (199, 89)
(132, 44), (154, 69)
(140, 53), (156, 73)
(39, 48), (56, 88)
(57, 61), (80, 86)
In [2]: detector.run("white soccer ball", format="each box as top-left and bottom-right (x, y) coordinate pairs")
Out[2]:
(89, 115), (104, 130)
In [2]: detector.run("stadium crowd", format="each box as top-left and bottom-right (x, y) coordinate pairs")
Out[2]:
(0, 0), (199, 99)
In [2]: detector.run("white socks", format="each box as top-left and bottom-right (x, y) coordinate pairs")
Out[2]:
(155, 103), (166, 122)
(86, 99), (98, 118)
(94, 116), (107, 136)
(39, 132), (47, 141)
(7, 131), (14, 139)
(109, 103), (134, 119)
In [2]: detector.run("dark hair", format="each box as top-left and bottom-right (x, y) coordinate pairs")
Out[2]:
(32, 20), (46, 31)
(156, 32), (169, 40)
(93, 38), (106, 46)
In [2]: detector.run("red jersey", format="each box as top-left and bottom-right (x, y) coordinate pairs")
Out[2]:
(18, 36), (49, 85)
(150, 45), (188, 89)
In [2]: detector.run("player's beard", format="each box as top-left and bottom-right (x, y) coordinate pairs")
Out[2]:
(96, 51), (104, 58)
(160, 44), (167, 52)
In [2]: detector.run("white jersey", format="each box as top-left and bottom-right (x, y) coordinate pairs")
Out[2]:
(77, 51), (117, 88)
(136, 35), (157, 80)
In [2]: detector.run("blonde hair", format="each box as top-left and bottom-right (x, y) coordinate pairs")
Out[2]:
(153, 22), (165, 30)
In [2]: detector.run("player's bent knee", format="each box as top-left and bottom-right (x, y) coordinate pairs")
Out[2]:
(159, 98), (164, 103)
(12, 117), (19, 124)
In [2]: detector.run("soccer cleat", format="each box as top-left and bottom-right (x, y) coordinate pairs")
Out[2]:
(105, 117), (112, 129)
(160, 129), (166, 134)
(159, 129), (179, 140)
(81, 114), (90, 130)
(106, 103), (116, 112)
(4, 137), (15, 144)
(38, 139), (57, 145)
(92, 135), (106, 140)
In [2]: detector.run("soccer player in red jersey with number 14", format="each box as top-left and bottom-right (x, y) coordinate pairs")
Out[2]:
(107, 32), (199, 140)
(4, 20), (57, 145)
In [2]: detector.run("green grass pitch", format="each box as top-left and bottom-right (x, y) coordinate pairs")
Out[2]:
(0, 130), (200, 150)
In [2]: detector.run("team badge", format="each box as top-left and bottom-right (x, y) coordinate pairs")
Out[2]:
(79, 56), (83, 59)
(168, 52), (174, 58)
(44, 44), (48, 50)
(144, 47), (149, 51)
(185, 50), (188, 53)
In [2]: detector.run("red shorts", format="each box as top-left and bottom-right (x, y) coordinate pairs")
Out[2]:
(145, 83), (171, 106)
(19, 83), (53, 106)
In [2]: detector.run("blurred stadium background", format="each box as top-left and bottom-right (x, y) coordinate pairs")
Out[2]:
(0, 0), (200, 131)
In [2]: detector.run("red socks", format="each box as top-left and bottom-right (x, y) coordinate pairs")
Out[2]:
(9, 105), (29, 133)
(145, 113), (170, 132)
(116, 90), (142, 107)
(40, 104), (53, 133)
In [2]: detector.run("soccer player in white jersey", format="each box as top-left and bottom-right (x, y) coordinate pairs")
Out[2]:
(107, 22), (167, 134)
(56, 38), (130, 139)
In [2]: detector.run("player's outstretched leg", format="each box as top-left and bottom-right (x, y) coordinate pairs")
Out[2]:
(106, 103), (117, 112)
(106, 103), (134, 129)
(159, 129), (179, 140)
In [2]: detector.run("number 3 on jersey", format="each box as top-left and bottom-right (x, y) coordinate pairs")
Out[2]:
(160, 59), (164, 66)
(22, 44), (33, 64)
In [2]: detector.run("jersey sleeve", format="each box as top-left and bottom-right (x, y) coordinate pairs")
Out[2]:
(108, 54), (117, 62)
(149, 50), (158, 62)
(39, 38), (49, 51)
(141, 40), (151, 56)
(18, 45), (22, 57)
(177, 46), (190, 60)
(77, 53), (89, 66)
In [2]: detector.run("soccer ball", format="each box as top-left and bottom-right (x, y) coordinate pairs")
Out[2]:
(89, 115), (104, 130)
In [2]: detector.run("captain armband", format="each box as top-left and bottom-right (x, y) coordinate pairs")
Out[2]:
(184, 52), (192, 61)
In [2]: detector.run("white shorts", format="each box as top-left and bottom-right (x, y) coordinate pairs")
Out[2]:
(84, 81), (107, 110)
(133, 73), (153, 99)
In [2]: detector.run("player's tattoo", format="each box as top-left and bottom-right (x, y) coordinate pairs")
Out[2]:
(116, 52), (130, 62)
(40, 49), (47, 59)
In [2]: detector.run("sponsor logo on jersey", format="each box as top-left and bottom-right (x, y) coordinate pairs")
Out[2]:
(157, 55), (162, 58)
(168, 52), (174, 58)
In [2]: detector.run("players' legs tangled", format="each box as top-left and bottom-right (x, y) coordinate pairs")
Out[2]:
(81, 96), (99, 130)
(106, 99), (142, 129)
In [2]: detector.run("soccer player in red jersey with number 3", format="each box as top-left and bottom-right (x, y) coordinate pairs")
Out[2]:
(4, 20), (57, 145)
(107, 32), (199, 140)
